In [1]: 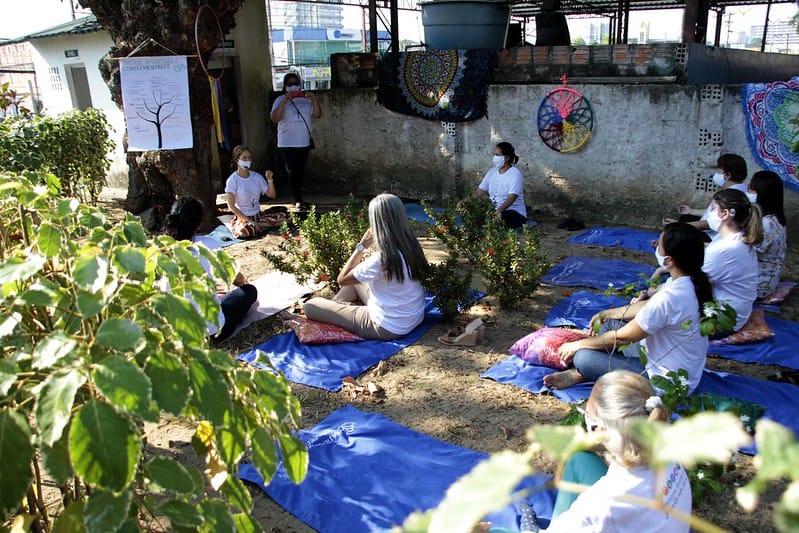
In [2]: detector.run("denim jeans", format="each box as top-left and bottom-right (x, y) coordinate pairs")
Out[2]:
(216, 283), (258, 341)
(573, 318), (645, 382)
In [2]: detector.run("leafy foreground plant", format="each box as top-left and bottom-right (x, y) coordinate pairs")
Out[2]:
(0, 174), (307, 531)
(400, 412), (763, 533)
(263, 196), (370, 293)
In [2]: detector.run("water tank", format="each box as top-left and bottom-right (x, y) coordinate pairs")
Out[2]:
(420, 0), (511, 50)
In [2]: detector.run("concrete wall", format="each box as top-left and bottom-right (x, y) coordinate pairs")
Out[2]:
(28, 31), (128, 188)
(307, 83), (799, 236)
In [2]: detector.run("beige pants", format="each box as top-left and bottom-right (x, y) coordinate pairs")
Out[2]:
(303, 283), (400, 340)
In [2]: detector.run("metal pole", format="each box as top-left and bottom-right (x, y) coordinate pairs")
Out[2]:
(361, 6), (367, 52)
(390, 0), (399, 53)
(369, 0), (378, 52)
(761, 0), (772, 53)
(713, 7), (723, 46)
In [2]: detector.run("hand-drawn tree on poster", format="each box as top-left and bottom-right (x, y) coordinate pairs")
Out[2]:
(137, 91), (176, 149)
(78, 0), (245, 227)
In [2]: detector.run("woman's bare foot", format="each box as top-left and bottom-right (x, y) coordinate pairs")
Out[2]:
(543, 368), (585, 389)
(278, 310), (301, 321)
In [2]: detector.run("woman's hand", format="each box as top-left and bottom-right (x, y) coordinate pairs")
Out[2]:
(588, 312), (606, 336)
(558, 340), (584, 364)
(306, 91), (315, 101)
(494, 208), (503, 220)
(359, 228), (373, 249)
(265, 170), (274, 181)
(676, 204), (692, 214)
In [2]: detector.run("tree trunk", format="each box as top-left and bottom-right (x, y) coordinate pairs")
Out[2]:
(79, 0), (245, 229)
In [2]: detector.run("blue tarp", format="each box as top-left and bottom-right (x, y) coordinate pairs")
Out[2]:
(540, 256), (655, 291)
(239, 405), (557, 533)
(544, 290), (629, 329)
(567, 227), (660, 254)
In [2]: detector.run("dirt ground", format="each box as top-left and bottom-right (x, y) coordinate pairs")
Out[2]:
(109, 191), (794, 532)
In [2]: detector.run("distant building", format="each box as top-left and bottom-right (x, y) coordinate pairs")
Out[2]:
(270, 0), (344, 28)
(0, 41), (39, 117)
(588, 22), (610, 45)
(750, 21), (799, 52)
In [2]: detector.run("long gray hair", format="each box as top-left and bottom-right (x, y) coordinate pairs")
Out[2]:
(368, 193), (428, 282)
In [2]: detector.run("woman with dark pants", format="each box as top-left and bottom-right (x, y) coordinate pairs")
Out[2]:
(466, 141), (528, 229)
(270, 72), (322, 209)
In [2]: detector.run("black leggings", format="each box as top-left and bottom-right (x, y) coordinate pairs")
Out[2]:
(279, 147), (310, 204)
(216, 283), (258, 341)
(502, 209), (528, 230)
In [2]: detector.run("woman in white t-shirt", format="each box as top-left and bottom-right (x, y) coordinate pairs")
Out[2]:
(224, 145), (287, 238)
(299, 194), (429, 340)
(469, 142), (528, 229)
(702, 188), (763, 331)
(749, 170), (787, 299)
(543, 223), (712, 393)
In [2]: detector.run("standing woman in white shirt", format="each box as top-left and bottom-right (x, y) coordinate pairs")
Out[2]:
(748, 171), (787, 299)
(299, 194), (429, 340)
(270, 72), (322, 210)
(469, 142), (528, 229)
(702, 188), (763, 332)
(224, 145), (284, 238)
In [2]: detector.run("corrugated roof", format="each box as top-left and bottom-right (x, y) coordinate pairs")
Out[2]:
(511, 0), (795, 17)
(3, 15), (103, 44)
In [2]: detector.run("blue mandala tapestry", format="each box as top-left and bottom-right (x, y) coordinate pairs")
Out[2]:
(377, 49), (496, 122)
(742, 77), (799, 193)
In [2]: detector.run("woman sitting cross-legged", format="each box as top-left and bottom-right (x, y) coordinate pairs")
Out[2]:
(298, 193), (429, 340)
(543, 223), (712, 393)
(749, 170), (786, 300)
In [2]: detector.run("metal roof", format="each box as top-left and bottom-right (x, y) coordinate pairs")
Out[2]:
(2, 15), (103, 45)
(511, 0), (795, 18)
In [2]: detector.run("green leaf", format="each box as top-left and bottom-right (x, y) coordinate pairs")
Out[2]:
(69, 399), (141, 491)
(251, 428), (279, 485)
(775, 481), (799, 532)
(76, 289), (104, 319)
(0, 253), (46, 285)
(277, 432), (309, 484)
(85, 488), (132, 533)
(16, 282), (58, 307)
(35, 369), (86, 446)
(198, 499), (235, 533)
(41, 436), (74, 485)
(232, 513), (263, 533)
(526, 424), (599, 464)
(37, 222), (63, 257)
(114, 246), (146, 274)
(188, 359), (232, 427)
(0, 360), (16, 396)
(218, 405), (248, 466)
(56, 197), (80, 217)
(152, 293), (207, 345)
(52, 500), (87, 533)
(73, 255), (109, 293)
(92, 355), (152, 416)
(95, 318), (143, 351)
(0, 409), (34, 520)
(145, 456), (197, 496)
(220, 475), (253, 514)
(0, 312), (21, 338)
(32, 331), (77, 369)
(425, 450), (534, 532)
(159, 500), (204, 529)
(145, 350), (190, 416)
(122, 221), (147, 246)
(752, 418), (799, 480)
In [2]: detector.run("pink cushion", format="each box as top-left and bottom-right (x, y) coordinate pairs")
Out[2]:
(286, 317), (363, 345)
(760, 281), (796, 305)
(710, 309), (774, 346)
(510, 327), (587, 369)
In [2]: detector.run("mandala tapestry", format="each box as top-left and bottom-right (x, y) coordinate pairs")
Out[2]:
(742, 77), (799, 193)
(377, 49), (496, 122)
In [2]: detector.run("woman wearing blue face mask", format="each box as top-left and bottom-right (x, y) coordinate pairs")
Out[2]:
(467, 142), (528, 229)
(543, 223), (712, 393)
(749, 171), (786, 299)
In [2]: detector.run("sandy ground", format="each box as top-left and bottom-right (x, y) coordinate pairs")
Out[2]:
(107, 191), (795, 532)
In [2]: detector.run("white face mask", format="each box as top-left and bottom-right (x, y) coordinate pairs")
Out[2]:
(286, 85), (302, 93)
(654, 248), (668, 267)
(746, 191), (758, 203)
(492, 155), (506, 168)
(707, 209), (723, 231)
(712, 172), (727, 187)
(238, 159), (251, 169)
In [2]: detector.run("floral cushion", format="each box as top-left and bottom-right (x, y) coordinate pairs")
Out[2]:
(710, 309), (774, 346)
(510, 327), (587, 369)
(286, 317), (363, 345)
(759, 281), (796, 305)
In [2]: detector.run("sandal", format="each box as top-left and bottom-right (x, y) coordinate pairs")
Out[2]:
(438, 318), (484, 346)
(767, 370), (799, 385)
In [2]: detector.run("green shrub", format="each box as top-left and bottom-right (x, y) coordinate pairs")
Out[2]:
(263, 196), (370, 293)
(0, 172), (306, 531)
(0, 107), (114, 204)
(422, 253), (474, 320)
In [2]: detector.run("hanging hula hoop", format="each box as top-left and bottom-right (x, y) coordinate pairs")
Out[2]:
(537, 87), (594, 153)
(194, 4), (226, 81)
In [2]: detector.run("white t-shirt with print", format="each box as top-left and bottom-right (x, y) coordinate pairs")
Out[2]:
(703, 231), (758, 331)
(545, 462), (691, 533)
(754, 214), (786, 299)
(224, 171), (269, 217)
(352, 252), (425, 335)
(271, 95), (313, 148)
(478, 166), (527, 217)
(636, 276), (708, 394)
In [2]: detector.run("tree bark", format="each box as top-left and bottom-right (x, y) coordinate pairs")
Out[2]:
(79, 0), (245, 229)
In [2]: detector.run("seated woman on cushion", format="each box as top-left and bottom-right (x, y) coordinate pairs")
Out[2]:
(543, 223), (711, 393)
(296, 193), (429, 340)
(749, 170), (786, 299)
(466, 141), (528, 230)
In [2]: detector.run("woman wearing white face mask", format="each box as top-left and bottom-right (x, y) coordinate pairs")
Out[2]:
(224, 145), (285, 238)
(543, 223), (712, 392)
(467, 141), (528, 229)
(270, 72), (322, 210)
(702, 188), (763, 331)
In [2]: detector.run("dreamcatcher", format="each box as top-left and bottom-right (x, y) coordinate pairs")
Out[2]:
(537, 75), (593, 153)
(195, 4), (231, 150)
